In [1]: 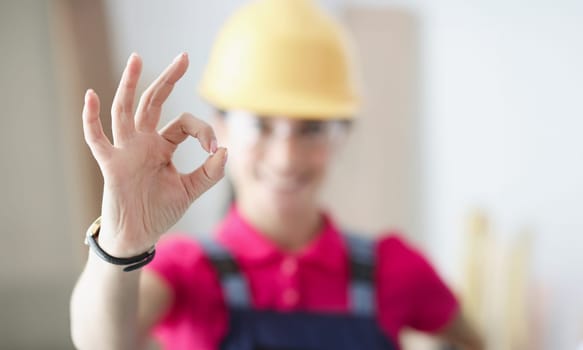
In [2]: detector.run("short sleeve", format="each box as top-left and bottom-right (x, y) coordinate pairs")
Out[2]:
(144, 234), (205, 322)
(144, 234), (228, 349)
(376, 234), (459, 335)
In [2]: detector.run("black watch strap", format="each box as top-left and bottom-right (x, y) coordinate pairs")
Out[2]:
(84, 217), (156, 272)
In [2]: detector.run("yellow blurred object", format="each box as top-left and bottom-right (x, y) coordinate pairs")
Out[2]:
(199, 0), (360, 119)
(459, 210), (535, 350)
(461, 210), (490, 331)
(501, 231), (531, 350)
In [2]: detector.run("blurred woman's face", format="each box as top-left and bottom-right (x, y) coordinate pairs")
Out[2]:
(215, 110), (347, 215)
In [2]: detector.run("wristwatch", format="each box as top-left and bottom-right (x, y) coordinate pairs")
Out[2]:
(84, 216), (156, 272)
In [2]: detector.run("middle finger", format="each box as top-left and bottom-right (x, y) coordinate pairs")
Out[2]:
(111, 53), (142, 144)
(135, 52), (189, 132)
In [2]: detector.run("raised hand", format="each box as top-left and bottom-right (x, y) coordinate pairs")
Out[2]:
(82, 53), (227, 257)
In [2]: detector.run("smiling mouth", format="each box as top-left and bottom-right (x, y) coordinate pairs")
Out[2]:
(257, 170), (308, 194)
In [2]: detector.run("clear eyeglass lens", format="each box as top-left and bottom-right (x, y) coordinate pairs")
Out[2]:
(226, 111), (344, 149)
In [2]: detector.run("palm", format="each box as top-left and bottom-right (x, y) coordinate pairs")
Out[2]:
(82, 53), (227, 256)
(101, 133), (187, 237)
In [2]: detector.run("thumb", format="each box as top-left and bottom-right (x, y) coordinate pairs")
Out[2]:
(181, 147), (228, 202)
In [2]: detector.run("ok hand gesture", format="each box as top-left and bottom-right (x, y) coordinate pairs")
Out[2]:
(82, 53), (227, 257)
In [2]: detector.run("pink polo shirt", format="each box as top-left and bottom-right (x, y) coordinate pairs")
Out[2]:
(146, 206), (459, 349)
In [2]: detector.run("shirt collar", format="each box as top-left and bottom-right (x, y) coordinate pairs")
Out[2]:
(215, 205), (346, 270)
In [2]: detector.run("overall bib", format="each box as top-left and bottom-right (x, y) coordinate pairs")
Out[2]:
(201, 234), (399, 350)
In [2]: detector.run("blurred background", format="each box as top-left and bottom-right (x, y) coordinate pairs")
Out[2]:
(1, 0), (582, 349)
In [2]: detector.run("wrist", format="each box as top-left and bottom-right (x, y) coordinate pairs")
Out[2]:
(95, 216), (158, 257)
(85, 217), (156, 272)
(95, 231), (152, 258)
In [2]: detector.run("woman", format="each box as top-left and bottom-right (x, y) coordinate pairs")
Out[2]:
(70, 0), (483, 349)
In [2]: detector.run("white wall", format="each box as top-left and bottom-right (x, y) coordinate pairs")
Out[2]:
(424, 2), (583, 348)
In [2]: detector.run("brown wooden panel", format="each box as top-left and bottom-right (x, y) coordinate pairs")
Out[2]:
(321, 7), (421, 240)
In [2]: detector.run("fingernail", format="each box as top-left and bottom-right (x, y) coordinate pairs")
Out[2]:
(85, 89), (93, 100)
(222, 148), (228, 166)
(127, 52), (137, 64)
(173, 52), (187, 62)
(210, 139), (218, 154)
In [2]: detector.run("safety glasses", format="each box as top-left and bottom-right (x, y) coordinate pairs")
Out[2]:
(224, 110), (349, 150)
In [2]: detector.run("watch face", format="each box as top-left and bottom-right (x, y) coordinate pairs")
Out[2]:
(85, 216), (102, 244)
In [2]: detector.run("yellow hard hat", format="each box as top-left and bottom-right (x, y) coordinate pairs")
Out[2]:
(199, 0), (360, 119)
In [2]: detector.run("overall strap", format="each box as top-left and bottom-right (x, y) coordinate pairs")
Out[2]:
(199, 239), (251, 309)
(342, 233), (376, 317)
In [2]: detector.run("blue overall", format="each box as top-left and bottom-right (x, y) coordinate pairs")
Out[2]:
(201, 234), (399, 350)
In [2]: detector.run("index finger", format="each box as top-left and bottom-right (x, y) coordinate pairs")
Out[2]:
(135, 53), (189, 132)
(111, 53), (142, 144)
(159, 113), (218, 154)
